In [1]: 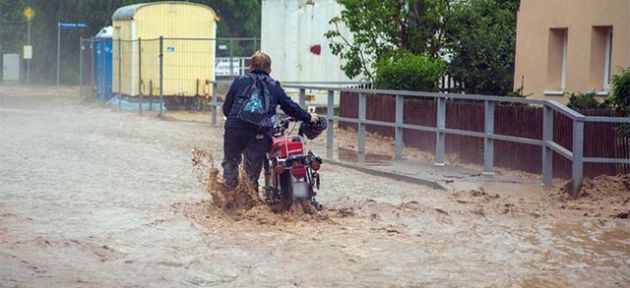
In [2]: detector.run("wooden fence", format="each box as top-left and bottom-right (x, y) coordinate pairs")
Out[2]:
(339, 92), (630, 178)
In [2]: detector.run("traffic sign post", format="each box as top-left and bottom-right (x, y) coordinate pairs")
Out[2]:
(23, 46), (32, 59)
(24, 7), (34, 85)
(56, 22), (87, 86)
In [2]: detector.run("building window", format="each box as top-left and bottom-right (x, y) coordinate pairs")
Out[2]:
(590, 26), (613, 94)
(545, 28), (568, 95)
(604, 29), (613, 90)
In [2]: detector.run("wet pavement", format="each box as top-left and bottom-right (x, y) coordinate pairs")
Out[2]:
(1, 87), (629, 287)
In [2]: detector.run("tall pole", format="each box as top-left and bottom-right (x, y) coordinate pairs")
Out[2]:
(101, 40), (105, 100)
(0, 3), (2, 64)
(118, 37), (122, 110)
(56, 23), (60, 86)
(138, 37), (142, 115)
(159, 36), (164, 116)
(79, 38), (83, 99)
(26, 19), (31, 85)
(229, 38), (234, 77)
(90, 37), (94, 91)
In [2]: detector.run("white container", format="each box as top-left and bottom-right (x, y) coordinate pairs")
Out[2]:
(261, 0), (357, 85)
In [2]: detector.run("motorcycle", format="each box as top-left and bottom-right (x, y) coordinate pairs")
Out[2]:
(263, 116), (326, 211)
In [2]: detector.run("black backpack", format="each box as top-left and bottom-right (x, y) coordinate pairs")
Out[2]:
(237, 74), (274, 129)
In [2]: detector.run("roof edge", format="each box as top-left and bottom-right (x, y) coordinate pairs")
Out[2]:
(112, 1), (218, 21)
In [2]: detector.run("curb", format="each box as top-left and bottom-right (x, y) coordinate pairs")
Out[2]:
(324, 158), (448, 191)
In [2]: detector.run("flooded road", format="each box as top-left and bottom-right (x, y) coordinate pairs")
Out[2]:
(1, 87), (629, 287)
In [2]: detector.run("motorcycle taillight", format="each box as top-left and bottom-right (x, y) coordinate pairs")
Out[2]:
(291, 164), (307, 178)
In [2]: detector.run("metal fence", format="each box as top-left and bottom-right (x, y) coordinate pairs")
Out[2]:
(78, 36), (259, 121)
(338, 94), (630, 178)
(207, 81), (630, 197)
(77, 36), (630, 196)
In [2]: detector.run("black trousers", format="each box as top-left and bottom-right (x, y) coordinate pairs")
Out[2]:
(222, 128), (271, 190)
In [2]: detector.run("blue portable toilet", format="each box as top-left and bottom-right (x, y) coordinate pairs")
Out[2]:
(94, 26), (113, 100)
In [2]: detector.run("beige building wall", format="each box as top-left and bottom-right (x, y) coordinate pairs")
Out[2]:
(514, 0), (630, 103)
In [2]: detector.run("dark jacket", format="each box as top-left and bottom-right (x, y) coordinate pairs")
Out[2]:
(222, 70), (311, 131)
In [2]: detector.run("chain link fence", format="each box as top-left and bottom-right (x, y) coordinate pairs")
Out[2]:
(79, 37), (259, 121)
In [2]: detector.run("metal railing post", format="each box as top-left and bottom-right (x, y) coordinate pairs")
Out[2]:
(483, 101), (495, 174)
(56, 24), (61, 87)
(394, 94), (404, 159)
(435, 97), (446, 166)
(299, 88), (306, 108)
(358, 93), (367, 155)
(542, 106), (554, 187)
(211, 82), (218, 126)
(101, 40), (106, 100)
(253, 36), (258, 51)
(326, 90), (334, 159)
(571, 120), (584, 197)
(149, 80), (153, 111)
(229, 38), (234, 77)
(79, 38), (84, 100)
(90, 37), (95, 92)
(138, 38), (142, 115)
(159, 36), (164, 116)
(118, 37), (122, 111)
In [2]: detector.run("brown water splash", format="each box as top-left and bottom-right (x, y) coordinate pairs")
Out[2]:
(192, 147), (261, 212)
(191, 147), (335, 222)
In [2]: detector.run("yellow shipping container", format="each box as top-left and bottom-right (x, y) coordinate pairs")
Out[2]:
(112, 2), (218, 97)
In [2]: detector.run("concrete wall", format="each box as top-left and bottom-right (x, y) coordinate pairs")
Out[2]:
(514, 0), (630, 103)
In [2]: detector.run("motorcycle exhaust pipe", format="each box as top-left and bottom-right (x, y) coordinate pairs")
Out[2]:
(311, 200), (324, 210)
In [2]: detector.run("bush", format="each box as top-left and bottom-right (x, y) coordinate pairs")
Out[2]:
(374, 50), (446, 91)
(611, 67), (630, 114)
(567, 92), (608, 110)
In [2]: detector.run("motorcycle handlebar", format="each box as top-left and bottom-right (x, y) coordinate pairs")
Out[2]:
(272, 117), (296, 136)
(276, 117), (296, 129)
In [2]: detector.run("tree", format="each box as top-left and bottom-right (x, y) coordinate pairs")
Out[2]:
(205, 0), (261, 38)
(567, 92), (608, 110)
(325, 0), (450, 81)
(0, 0), (261, 84)
(610, 67), (630, 114)
(327, 0), (520, 95)
(445, 0), (519, 95)
(375, 50), (446, 91)
(0, 0), (27, 54)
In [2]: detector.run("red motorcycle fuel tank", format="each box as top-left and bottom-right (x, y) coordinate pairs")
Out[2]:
(271, 136), (304, 158)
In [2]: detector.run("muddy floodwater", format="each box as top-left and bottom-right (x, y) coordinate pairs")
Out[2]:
(1, 87), (629, 287)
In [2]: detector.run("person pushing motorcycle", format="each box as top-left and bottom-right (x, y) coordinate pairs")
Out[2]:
(221, 51), (319, 190)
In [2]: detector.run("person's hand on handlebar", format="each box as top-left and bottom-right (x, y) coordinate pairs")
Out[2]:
(309, 112), (319, 123)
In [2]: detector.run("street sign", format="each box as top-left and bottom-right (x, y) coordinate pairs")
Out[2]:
(58, 22), (87, 30)
(23, 7), (34, 21)
(56, 22), (87, 85)
(23, 46), (32, 59)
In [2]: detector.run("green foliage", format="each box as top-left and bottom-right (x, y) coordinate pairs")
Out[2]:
(205, 0), (261, 38)
(445, 0), (519, 95)
(506, 87), (532, 98)
(325, 0), (448, 80)
(610, 67), (630, 114)
(0, 0), (261, 84)
(328, 0), (519, 95)
(567, 92), (608, 110)
(374, 50), (446, 91)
